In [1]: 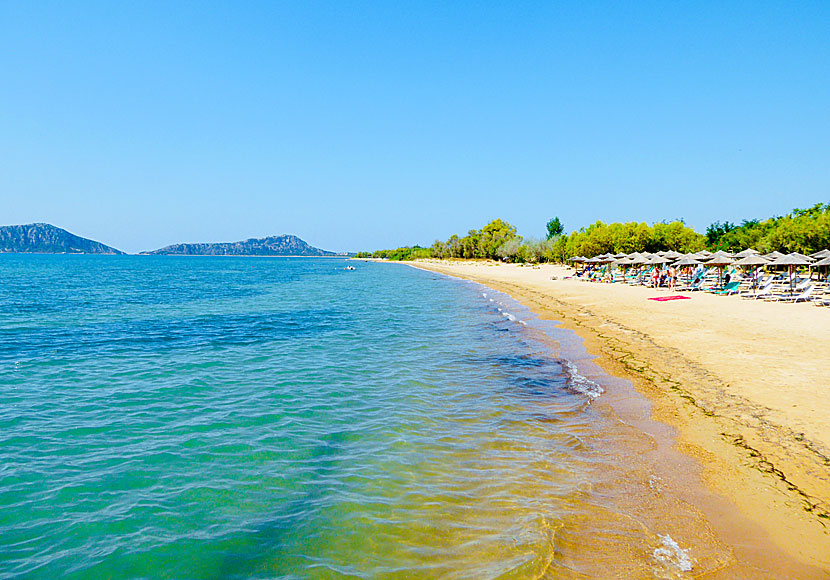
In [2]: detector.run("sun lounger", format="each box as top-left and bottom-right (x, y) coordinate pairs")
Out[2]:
(707, 281), (741, 295)
(765, 285), (814, 303)
(677, 277), (704, 292)
(739, 279), (774, 299)
(780, 285), (814, 303)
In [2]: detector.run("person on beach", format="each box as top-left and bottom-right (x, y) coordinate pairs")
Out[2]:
(651, 268), (660, 288)
(668, 265), (677, 291)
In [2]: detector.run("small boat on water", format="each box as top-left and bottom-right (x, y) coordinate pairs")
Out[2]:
(344, 266), (355, 270)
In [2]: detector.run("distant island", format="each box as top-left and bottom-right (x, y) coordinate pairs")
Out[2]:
(143, 234), (336, 256)
(0, 223), (124, 254)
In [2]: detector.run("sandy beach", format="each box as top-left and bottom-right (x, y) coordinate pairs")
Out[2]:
(403, 259), (830, 573)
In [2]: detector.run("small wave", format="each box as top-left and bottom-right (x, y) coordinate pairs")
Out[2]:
(653, 534), (694, 573)
(561, 360), (604, 400)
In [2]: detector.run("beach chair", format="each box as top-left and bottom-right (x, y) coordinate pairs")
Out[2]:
(677, 276), (704, 292)
(780, 285), (814, 303)
(740, 281), (773, 300)
(710, 281), (741, 295)
(766, 285), (814, 303)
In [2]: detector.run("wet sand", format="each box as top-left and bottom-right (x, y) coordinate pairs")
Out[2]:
(402, 259), (830, 576)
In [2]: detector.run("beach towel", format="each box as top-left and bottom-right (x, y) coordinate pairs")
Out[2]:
(648, 296), (690, 302)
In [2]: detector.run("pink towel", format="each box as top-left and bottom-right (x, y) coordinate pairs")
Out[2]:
(648, 296), (690, 301)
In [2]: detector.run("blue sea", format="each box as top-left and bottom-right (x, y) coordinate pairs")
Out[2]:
(0, 256), (717, 579)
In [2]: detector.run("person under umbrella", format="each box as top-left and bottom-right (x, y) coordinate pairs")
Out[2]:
(704, 254), (735, 288)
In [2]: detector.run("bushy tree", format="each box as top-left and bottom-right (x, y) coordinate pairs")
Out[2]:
(546, 217), (564, 239)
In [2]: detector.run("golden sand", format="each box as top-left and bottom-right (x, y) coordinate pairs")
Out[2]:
(403, 259), (830, 575)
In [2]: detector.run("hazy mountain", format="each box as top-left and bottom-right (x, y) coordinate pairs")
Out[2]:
(144, 234), (335, 256)
(0, 223), (124, 254)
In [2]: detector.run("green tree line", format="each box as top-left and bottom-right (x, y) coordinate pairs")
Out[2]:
(355, 202), (830, 262)
(705, 203), (830, 253)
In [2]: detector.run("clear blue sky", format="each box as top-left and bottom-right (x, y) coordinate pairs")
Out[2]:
(2, 1), (828, 253)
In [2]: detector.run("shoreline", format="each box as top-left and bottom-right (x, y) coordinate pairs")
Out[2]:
(400, 259), (830, 575)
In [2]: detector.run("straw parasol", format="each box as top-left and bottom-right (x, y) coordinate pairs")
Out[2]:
(674, 257), (702, 267)
(570, 256), (587, 263)
(705, 253), (735, 287)
(734, 254), (770, 267)
(646, 255), (673, 265)
(789, 252), (815, 262)
(734, 248), (760, 258)
(765, 251), (785, 260)
(810, 249), (830, 259)
(705, 250), (734, 259)
(663, 250), (684, 259)
(734, 254), (770, 288)
(768, 253), (812, 292)
(811, 256), (830, 281)
(697, 250), (713, 257)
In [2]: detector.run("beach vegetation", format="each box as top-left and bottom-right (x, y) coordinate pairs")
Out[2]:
(705, 203), (830, 253)
(356, 201), (830, 262)
(546, 217), (564, 239)
(560, 220), (705, 257)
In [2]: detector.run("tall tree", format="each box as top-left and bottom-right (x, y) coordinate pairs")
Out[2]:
(546, 217), (564, 239)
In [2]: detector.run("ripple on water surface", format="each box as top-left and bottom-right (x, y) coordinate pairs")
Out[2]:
(1, 256), (722, 579)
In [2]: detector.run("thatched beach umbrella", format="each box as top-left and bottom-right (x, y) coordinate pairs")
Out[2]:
(734, 254), (771, 288)
(706, 254), (735, 287)
(811, 256), (830, 280)
(674, 257), (702, 267)
(734, 254), (770, 267)
(663, 250), (684, 259)
(790, 252), (815, 262)
(734, 248), (760, 258)
(765, 250), (785, 260)
(706, 250), (734, 259)
(810, 249), (830, 259)
(769, 253), (812, 291)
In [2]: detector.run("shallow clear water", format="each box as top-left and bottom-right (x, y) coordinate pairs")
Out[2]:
(0, 256), (707, 579)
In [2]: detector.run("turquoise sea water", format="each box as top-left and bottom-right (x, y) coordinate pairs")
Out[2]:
(0, 256), (699, 579)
